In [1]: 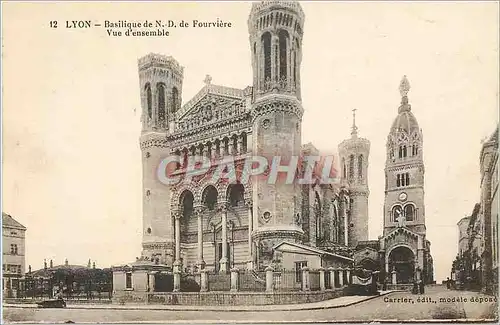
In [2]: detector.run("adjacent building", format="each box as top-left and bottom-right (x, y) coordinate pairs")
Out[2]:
(2, 212), (27, 298)
(353, 76), (434, 286)
(479, 125), (499, 294)
(451, 125), (498, 294)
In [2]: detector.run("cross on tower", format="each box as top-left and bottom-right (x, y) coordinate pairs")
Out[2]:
(204, 74), (212, 85)
(351, 108), (358, 137)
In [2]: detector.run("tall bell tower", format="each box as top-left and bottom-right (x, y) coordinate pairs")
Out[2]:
(138, 53), (183, 266)
(248, 1), (305, 267)
(338, 109), (370, 247)
(383, 76), (426, 236)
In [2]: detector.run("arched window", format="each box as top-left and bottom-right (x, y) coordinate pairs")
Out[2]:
(315, 192), (322, 239)
(349, 154), (354, 179)
(358, 154), (363, 178)
(157, 83), (166, 124)
(404, 204), (415, 221)
(181, 191), (194, 218)
(262, 32), (272, 82)
(202, 186), (218, 211)
(294, 39), (299, 86)
(412, 145), (419, 156)
(228, 183), (245, 207)
(171, 87), (179, 113)
(392, 205), (403, 222)
(402, 146), (407, 158)
(145, 83), (152, 119)
(278, 30), (289, 80)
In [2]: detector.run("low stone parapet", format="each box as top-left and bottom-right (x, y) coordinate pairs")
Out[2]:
(145, 289), (344, 306)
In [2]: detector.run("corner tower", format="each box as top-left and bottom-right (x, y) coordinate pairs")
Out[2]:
(138, 53), (184, 266)
(383, 76), (426, 236)
(248, 1), (305, 267)
(338, 109), (370, 247)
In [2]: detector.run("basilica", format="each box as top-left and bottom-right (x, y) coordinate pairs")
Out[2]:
(134, 0), (433, 285)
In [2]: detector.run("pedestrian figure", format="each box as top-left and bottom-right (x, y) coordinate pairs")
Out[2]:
(446, 277), (451, 289)
(412, 281), (418, 294)
(418, 280), (425, 294)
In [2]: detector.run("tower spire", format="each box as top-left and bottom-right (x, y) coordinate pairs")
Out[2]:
(351, 108), (358, 138)
(398, 75), (411, 113)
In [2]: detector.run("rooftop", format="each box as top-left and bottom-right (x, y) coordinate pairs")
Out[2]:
(2, 212), (26, 230)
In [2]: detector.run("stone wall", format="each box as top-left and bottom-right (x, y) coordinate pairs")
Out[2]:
(112, 289), (344, 306)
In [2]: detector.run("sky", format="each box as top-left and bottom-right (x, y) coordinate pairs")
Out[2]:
(2, 1), (498, 282)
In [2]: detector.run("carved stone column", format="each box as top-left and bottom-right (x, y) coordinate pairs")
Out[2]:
(202, 145), (209, 159)
(246, 200), (253, 270)
(301, 267), (310, 291)
(271, 36), (279, 83)
(173, 211), (182, 272)
(200, 269), (208, 292)
(329, 267), (336, 288)
(266, 265), (274, 292)
(173, 269), (181, 292)
(210, 145), (216, 162)
(319, 267), (326, 291)
(195, 206), (205, 270)
(219, 202), (229, 273)
(343, 196), (349, 246)
(237, 137), (243, 155)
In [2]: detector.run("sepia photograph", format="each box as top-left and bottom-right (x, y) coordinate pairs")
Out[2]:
(1, 0), (499, 323)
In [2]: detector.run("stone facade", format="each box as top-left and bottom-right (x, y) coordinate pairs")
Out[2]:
(457, 216), (471, 256)
(338, 110), (370, 247)
(2, 212), (27, 298)
(353, 76), (434, 286)
(136, 1), (361, 275)
(479, 126), (499, 294)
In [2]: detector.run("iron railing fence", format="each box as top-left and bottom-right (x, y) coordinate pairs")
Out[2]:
(206, 271), (231, 291)
(309, 270), (320, 291)
(239, 269), (266, 292)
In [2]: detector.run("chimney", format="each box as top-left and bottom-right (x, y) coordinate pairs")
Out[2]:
(50, 259), (53, 268)
(44, 259), (47, 270)
(92, 262), (96, 269)
(28, 265), (32, 274)
(87, 259), (91, 268)
(64, 258), (68, 266)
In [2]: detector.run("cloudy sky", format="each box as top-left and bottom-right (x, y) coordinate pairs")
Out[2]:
(2, 1), (498, 282)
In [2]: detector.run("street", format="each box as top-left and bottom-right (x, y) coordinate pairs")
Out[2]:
(3, 286), (498, 323)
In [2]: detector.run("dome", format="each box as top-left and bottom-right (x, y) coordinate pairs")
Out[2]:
(390, 109), (420, 134)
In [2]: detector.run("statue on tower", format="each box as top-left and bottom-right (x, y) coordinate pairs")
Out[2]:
(395, 209), (407, 228)
(399, 75), (410, 97)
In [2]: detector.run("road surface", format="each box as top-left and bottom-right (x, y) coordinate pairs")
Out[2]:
(3, 286), (497, 323)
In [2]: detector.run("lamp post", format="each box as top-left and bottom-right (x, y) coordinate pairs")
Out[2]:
(227, 220), (235, 269)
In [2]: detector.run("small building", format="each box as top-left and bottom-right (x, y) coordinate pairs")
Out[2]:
(111, 257), (172, 299)
(273, 241), (354, 270)
(2, 212), (27, 298)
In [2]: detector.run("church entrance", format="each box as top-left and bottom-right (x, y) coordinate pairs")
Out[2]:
(214, 242), (231, 272)
(389, 246), (415, 284)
